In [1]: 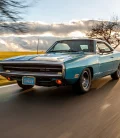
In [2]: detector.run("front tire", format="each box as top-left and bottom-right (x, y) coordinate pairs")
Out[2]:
(73, 68), (91, 94)
(17, 81), (34, 90)
(111, 65), (120, 80)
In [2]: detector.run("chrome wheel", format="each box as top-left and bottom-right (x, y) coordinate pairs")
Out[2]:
(73, 68), (91, 94)
(111, 64), (120, 80)
(117, 65), (120, 77)
(81, 71), (90, 91)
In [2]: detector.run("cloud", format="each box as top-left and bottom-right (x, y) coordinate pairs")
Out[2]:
(0, 36), (63, 51)
(0, 20), (95, 36)
(0, 20), (119, 51)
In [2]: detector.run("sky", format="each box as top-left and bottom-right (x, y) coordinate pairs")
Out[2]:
(0, 0), (120, 51)
(24, 0), (120, 22)
(0, 20), (94, 51)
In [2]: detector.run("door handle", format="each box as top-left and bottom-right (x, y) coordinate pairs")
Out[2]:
(110, 57), (114, 58)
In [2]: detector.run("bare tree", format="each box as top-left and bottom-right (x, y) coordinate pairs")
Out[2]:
(87, 16), (120, 48)
(0, 0), (29, 33)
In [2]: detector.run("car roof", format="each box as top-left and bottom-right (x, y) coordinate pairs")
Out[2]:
(56, 38), (106, 43)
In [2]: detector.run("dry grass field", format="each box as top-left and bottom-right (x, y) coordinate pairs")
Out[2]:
(0, 76), (16, 86)
(0, 51), (44, 86)
(0, 51), (44, 60)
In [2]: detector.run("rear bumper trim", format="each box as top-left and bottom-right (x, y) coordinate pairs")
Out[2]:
(0, 71), (62, 78)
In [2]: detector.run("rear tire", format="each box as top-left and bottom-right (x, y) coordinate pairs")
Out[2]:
(73, 68), (91, 94)
(111, 65), (120, 80)
(17, 81), (34, 90)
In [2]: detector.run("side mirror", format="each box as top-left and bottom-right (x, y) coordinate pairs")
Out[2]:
(100, 48), (105, 54)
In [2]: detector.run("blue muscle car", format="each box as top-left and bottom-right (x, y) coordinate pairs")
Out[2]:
(0, 38), (120, 94)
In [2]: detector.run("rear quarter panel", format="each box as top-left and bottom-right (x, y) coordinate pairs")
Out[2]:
(113, 51), (120, 71)
(64, 54), (99, 84)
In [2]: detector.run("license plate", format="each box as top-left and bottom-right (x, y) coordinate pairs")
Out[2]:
(22, 76), (35, 85)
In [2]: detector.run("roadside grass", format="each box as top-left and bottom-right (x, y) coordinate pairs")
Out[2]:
(0, 76), (16, 86)
(0, 51), (44, 86)
(0, 51), (44, 60)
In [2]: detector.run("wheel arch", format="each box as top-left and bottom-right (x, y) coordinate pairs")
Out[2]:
(87, 66), (94, 79)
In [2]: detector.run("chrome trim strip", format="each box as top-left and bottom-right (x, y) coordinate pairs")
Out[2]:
(0, 61), (63, 65)
(4, 66), (44, 69)
(3, 66), (62, 71)
(62, 63), (66, 78)
(0, 71), (62, 78)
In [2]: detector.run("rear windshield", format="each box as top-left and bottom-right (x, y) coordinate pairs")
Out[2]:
(48, 40), (94, 53)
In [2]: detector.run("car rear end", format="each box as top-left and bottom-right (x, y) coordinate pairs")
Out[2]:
(0, 61), (66, 87)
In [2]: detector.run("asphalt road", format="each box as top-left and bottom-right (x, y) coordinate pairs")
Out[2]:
(0, 76), (120, 138)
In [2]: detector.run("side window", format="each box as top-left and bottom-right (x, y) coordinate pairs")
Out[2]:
(80, 45), (89, 52)
(53, 43), (70, 51)
(97, 42), (111, 53)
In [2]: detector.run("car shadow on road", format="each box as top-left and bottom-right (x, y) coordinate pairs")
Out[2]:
(15, 77), (119, 105)
(0, 77), (119, 138)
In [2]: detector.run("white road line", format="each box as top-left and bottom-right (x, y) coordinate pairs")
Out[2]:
(0, 84), (17, 89)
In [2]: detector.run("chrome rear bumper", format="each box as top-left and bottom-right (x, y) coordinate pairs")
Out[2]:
(0, 71), (62, 78)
